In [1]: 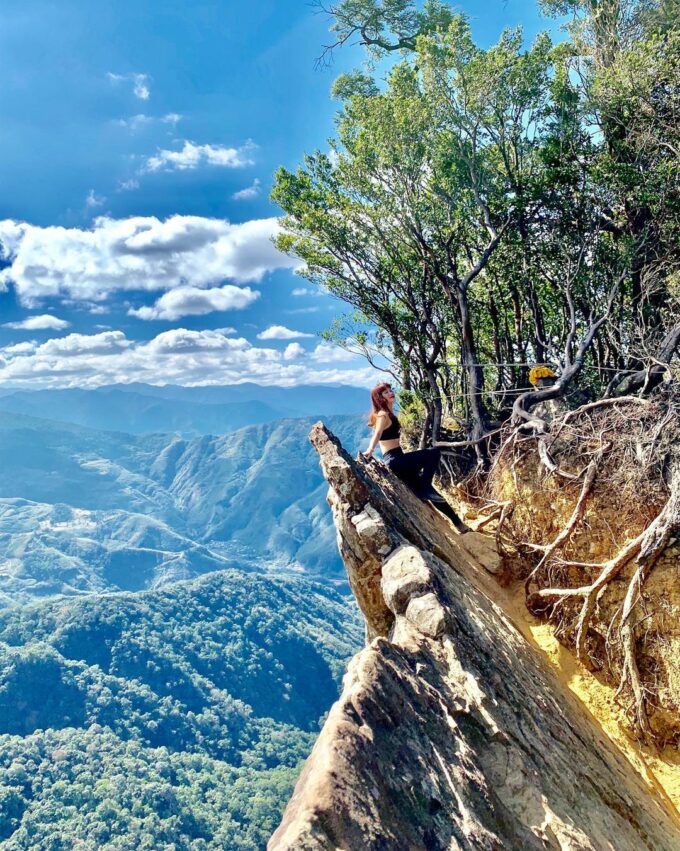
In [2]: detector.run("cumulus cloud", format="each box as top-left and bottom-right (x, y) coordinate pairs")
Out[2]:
(232, 178), (261, 200)
(0, 328), (377, 389)
(129, 284), (260, 321)
(145, 140), (255, 172)
(108, 72), (151, 100)
(283, 342), (305, 360)
(0, 215), (299, 306)
(1, 341), (37, 355)
(37, 330), (132, 356)
(257, 325), (315, 340)
(311, 342), (361, 363)
(3, 314), (70, 331)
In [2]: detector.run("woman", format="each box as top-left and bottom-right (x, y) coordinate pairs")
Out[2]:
(362, 382), (470, 533)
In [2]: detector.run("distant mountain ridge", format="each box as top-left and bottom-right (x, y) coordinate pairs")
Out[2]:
(0, 382), (369, 436)
(0, 410), (368, 606)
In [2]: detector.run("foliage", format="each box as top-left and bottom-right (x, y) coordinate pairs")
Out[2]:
(0, 570), (363, 848)
(273, 0), (679, 455)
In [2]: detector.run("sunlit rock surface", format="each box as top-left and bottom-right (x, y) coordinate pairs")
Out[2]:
(269, 423), (680, 851)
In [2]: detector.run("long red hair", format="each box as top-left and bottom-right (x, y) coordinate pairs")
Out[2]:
(368, 382), (393, 427)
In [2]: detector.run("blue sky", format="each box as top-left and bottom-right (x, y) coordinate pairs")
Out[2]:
(0, 0), (560, 389)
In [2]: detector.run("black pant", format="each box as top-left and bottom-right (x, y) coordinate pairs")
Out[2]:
(383, 446), (467, 531)
(382, 446), (441, 496)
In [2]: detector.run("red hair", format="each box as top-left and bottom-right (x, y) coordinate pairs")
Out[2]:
(368, 382), (392, 427)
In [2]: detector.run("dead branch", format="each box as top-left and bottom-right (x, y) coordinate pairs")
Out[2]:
(561, 397), (651, 424)
(435, 426), (503, 450)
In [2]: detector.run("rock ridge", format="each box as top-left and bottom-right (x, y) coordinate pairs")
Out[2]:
(269, 423), (680, 850)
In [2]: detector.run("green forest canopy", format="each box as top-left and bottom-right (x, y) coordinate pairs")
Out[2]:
(0, 571), (362, 849)
(273, 0), (679, 459)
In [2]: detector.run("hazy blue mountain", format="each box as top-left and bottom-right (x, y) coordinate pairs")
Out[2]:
(0, 411), (369, 605)
(0, 569), (362, 849)
(0, 383), (369, 436)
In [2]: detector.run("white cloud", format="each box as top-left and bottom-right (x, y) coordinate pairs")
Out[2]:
(38, 330), (132, 356)
(232, 178), (261, 200)
(1, 341), (37, 355)
(291, 286), (327, 299)
(311, 342), (360, 363)
(0, 215), (299, 306)
(118, 178), (140, 192)
(257, 325), (315, 340)
(0, 328), (378, 389)
(129, 284), (260, 321)
(283, 342), (305, 360)
(108, 72), (151, 100)
(3, 314), (70, 331)
(115, 113), (181, 131)
(286, 306), (320, 314)
(86, 190), (106, 209)
(145, 140), (255, 172)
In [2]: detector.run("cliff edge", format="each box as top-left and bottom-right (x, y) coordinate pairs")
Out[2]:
(268, 423), (680, 850)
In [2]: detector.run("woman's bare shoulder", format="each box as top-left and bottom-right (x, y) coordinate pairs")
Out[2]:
(375, 410), (390, 421)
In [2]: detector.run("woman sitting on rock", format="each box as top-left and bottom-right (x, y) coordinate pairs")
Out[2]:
(362, 382), (470, 533)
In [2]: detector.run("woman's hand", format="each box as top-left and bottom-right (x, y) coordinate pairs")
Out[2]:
(361, 449), (373, 459)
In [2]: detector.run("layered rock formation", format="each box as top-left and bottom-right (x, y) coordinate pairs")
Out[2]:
(269, 423), (680, 850)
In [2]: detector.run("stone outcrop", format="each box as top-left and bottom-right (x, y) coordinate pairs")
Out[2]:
(268, 423), (680, 851)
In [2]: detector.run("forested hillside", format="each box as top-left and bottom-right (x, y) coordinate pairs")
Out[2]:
(0, 570), (362, 848)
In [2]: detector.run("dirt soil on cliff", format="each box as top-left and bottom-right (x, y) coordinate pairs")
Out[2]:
(437, 395), (680, 817)
(504, 581), (680, 820)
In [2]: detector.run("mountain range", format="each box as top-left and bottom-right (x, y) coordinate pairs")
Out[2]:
(0, 382), (368, 436)
(0, 408), (368, 606)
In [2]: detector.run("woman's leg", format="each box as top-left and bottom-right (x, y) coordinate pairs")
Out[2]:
(418, 446), (441, 492)
(391, 447), (440, 486)
(391, 447), (470, 533)
(431, 500), (471, 533)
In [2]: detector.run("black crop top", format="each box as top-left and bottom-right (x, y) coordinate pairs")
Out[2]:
(380, 413), (401, 440)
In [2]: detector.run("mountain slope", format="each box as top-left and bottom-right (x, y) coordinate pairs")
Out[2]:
(0, 569), (362, 849)
(0, 412), (368, 604)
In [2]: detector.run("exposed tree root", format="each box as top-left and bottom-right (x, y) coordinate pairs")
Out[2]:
(561, 396), (651, 424)
(535, 531), (645, 666)
(492, 389), (680, 743)
(618, 462), (680, 745)
(525, 444), (609, 594)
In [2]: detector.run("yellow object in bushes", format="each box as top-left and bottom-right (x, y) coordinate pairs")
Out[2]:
(529, 365), (557, 386)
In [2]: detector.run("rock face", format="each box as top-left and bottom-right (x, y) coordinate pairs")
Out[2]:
(269, 423), (680, 851)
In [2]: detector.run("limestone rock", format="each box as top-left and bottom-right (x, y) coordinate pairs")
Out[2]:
(269, 423), (680, 850)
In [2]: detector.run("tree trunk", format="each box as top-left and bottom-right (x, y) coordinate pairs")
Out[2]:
(456, 286), (490, 463)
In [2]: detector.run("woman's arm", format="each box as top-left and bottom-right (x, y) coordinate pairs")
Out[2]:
(362, 413), (388, 458)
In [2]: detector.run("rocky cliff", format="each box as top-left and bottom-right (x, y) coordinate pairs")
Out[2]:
(269, 423), (680, 850)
